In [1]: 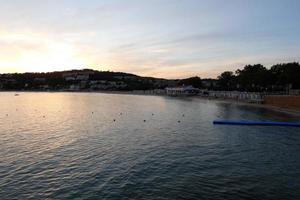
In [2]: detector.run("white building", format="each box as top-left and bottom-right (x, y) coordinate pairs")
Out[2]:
(208, 91), (263, 103)
(165, 85), (200, 96)
(63, 70), (94, 81)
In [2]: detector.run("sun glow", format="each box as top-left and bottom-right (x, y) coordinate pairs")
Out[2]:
(18, 43), (87, 72)
(0, 31), (88, 73)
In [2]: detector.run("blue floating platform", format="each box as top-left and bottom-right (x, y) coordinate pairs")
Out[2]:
(213, 120), (300, 127)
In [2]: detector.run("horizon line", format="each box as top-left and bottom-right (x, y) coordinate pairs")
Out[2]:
(0, 60), (299, 80)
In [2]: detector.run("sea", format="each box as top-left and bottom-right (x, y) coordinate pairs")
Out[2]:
(0, 92), (299, 200)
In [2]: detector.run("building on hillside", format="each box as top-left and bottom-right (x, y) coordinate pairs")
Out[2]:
(63, 70), (95, 81)
(90, 80), (127, 90)
(34, 78), (46, 82)
(69, 84), (80, 91)
(202, 79), (218, 89)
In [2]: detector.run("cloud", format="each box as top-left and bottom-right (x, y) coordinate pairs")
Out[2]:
(0, 0), (299, 77)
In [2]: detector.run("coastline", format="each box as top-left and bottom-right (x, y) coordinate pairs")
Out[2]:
(206, 97), (300, 117)
(3, 90), (300, 117)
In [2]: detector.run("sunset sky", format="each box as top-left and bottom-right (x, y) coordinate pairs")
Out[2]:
(0, 0), (300, 78)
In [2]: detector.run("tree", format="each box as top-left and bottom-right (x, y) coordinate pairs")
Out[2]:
(235, 64), (269, 91)
(217, 71), (236, 90)
(270, 62), (300, 89)
(178, 76), (202, 88)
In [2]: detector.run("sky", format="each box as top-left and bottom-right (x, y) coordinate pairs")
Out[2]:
(0, 0), (300, 78)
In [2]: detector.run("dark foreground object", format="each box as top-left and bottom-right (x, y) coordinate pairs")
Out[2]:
(213, 120), (300, 127)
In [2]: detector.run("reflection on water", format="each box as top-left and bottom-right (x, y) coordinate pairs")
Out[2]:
(0, 92), (299, 200)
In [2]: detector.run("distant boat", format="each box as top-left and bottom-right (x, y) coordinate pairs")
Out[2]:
(14, 94), (19, 96)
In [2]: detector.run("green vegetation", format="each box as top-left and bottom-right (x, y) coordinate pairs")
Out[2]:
(178, 77), (202, 88)
(218, 62), (300, 91)
(0, 69), (174, 91)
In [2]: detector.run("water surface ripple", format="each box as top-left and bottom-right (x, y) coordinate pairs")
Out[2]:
(0, 92), (299, 200)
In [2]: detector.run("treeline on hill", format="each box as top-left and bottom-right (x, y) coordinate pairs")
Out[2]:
(0, 69), (169, 91)
(165, 62), (300, 92)
(217, 62), (300, 92)
(0, 62), (299, 92)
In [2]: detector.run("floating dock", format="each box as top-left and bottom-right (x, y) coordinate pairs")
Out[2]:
(213, 120), (300, 127)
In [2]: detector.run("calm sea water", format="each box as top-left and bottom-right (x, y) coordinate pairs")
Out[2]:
(0, 92), (299, 200)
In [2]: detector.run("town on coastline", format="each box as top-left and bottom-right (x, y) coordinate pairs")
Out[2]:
(1, 62), (300, 111)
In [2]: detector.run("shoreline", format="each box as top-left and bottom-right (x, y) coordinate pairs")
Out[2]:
(2, 90), (300, 117)
(206, 97), (300, 117)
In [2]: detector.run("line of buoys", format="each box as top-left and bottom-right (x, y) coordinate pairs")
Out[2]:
(213, 120), (300, 127)
(109, 112), (186, 124)
(4, 110), (188, 126)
